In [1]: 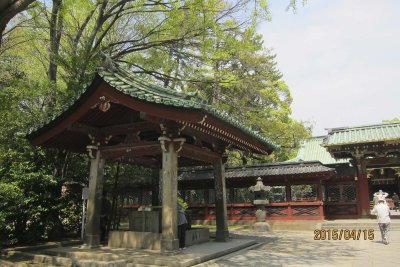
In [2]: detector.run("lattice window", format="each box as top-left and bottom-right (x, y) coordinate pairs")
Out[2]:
(128, 191), (141, 205)
(209, 189), (215, 204)
(185, 189), (205, 205)
(270, 186), (286, 203)
(326, 185), (340, 202)
(325, 184), (356, 202)
(342, 184), (356, 202)
(233, 187), (254, 203)
(141, 191), (152, 205)
(291, 184), (318, 202)
(208, 189), (229, 204)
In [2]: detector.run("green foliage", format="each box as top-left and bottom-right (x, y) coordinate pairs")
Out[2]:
(0, 52), (85, 246)
(0, 0), (311, 246)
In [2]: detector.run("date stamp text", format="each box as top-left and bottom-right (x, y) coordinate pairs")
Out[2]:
(314, 229), (374, 240)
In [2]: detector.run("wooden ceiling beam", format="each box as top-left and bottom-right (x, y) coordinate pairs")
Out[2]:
(68, 121), (159, 137)
(179, 143), (221, 163)
(67, 122), (100, 136)
(101, 121), (159, 136)
(100, 141), (161, 159)
(108, 156), (160, 168)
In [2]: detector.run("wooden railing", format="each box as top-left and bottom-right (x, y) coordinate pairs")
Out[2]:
(324, 201), (358, 219)
(190, 201), (325, 221)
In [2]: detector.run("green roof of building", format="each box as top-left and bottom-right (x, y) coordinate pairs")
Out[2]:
(323, 122), (400, 146)
(287, 136), (349, 165)
(27, 61), (278, 153)
(99, 65), (278, 152)
(179, 161), (335, 181)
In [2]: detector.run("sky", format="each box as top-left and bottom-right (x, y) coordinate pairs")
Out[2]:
(259, 0), (400, 136)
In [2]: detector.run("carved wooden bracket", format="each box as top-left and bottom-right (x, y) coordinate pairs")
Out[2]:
(91, 96), (111, 112)
(158, 136), (186, 153)
(86, 145), (98, 159)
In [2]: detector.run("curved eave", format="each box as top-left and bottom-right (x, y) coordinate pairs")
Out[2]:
(26, 75), (104, 143)
(26, 74), (276, 155)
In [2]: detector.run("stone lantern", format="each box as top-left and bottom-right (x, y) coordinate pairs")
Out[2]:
(249, 177), (271, 231)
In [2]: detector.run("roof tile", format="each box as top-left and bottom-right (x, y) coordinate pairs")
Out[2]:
(324, 122), (400, 146)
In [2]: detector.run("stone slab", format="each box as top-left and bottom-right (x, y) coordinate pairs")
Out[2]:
(108, 231), (161, 250)
(185, 228), (209, 246)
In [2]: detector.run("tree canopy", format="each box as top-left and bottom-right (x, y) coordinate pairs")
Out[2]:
(0, 0), (310, 246)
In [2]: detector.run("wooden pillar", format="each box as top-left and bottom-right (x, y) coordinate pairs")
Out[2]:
(84, 148), (105, 248)
(160, 137), (180, 252)
(317, 182), (324, 219)
(285, 184), (292, 202)
(317, 182), (323, 201)
(213, 157), (229, 242)
(356, 159), (370, 217)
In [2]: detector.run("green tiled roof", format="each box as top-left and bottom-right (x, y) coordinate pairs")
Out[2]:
(179, 161), (335, 181)
(27, 62), (278, 153)
(98, 64), (278, 152)
(98, 66), (205, 108)
(287, 136), (349, 165)
(323, 122), (400, 146)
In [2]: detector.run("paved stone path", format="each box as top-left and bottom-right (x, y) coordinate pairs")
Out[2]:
(199, 229), (400, 267)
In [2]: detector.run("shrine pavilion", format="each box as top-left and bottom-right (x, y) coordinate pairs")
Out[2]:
(26, 61), (278, 252)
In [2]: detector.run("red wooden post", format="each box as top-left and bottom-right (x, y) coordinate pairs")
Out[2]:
(319, 203), (324, 219)
(287, 203), (292, 218)
(357, 172), (370, 217)
(317, 182), (323, 201)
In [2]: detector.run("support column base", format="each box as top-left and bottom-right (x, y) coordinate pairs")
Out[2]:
(253, 222), (271, 232)
(215, 229), (229, 242)
(82, 234), (100, 249)
(161, 238), (179, 253)
(360, 209), (370, 219)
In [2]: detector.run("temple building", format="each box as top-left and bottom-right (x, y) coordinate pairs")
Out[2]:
(27, 61), (400, 252)
(129, 123), (400, 221)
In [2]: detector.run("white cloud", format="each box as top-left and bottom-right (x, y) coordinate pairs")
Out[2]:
(259, 0), (400, 135)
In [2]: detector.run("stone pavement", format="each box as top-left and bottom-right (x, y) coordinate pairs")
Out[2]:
(196, 228), (400, 267)
(0, 238), (257, 267)
(1, 220), (399, 266)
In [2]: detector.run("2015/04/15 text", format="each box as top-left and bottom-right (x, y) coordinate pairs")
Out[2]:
(314, 229), (374, 240)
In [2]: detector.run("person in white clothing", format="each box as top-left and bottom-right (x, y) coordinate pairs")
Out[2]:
(371, 199), (391, 245)
(373, 190), (388, 205)
(374, 190), (389, 205)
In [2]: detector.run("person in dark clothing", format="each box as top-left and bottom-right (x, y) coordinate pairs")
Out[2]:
(177, 202), (188, 250)
(100, 193), (112, 241)
(392, 193), (399, 211)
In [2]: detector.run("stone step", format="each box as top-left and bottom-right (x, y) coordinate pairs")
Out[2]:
(43, 249), (122, 262)
(127, 264), (167, 267)
(3, 250), (134, 267)
(2, 250), (73, 266)
(75, 259), (128, 267)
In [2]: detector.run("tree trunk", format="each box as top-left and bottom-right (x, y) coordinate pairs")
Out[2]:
(0, 0), (35, 47)
(48, 0), (63, 82)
